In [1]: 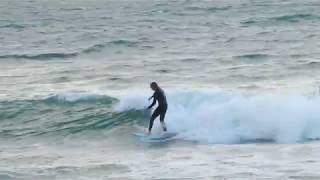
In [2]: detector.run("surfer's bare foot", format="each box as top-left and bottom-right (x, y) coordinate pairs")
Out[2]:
(146, 131), (151, 136)
(161, 122), (167, 131)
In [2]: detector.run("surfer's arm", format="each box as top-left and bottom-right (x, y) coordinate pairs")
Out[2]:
(148, 95), (154, 101)
(148, 98), (156, 109)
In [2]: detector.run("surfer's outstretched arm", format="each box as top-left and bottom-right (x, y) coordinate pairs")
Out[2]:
(148, 96), (156, 109)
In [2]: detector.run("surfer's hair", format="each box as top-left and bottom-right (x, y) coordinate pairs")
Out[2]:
(150, 82), (159, 89)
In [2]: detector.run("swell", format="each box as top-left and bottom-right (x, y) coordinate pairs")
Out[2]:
(0, 23), (25, 29)
(186, 6), (231, 12)
(0, 40), (138, 60)
(234, 53), (272, 59)
(289, 61), (320, 70)
(82, 40), (138, 53)
(0, 93), (148, 138)
(272, 14), (316, 22)
(241, 13), (319, 25)
(0, 52), (78, 60)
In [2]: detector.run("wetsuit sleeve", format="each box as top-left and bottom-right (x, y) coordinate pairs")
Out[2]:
(148, 93), (156, 109)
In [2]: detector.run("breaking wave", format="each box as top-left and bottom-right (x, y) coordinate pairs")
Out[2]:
(117, 90), (320, 144)
(2, 90), (320, 144)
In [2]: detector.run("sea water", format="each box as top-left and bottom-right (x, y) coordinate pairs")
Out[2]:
(1, 0), (320, 179)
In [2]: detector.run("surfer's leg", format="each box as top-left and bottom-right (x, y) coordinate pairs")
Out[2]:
(160, 121), (167, 132)
(148, 108), (160, 132)
(159, 107), (167, 131)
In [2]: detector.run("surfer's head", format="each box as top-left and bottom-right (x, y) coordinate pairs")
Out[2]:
(150, 82), (159, 91)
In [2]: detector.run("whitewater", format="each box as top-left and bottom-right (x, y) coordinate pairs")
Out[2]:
(1, 0), (320, 179)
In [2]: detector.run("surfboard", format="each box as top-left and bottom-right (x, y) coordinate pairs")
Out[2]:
(132, 132), (177, 142)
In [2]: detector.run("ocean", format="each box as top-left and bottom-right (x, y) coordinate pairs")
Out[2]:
(1, 0), (320, 179)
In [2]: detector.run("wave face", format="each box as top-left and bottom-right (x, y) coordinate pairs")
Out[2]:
(0, 92), (147, 138)
(117, 91), (320, 144)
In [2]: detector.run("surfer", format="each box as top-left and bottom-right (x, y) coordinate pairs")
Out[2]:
(147, 82), (168, 135)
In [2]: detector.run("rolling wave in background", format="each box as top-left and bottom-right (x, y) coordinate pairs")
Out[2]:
(0, 40), (138, 60)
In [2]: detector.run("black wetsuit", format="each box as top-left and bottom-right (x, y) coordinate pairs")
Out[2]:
(148, 88), (168, 131)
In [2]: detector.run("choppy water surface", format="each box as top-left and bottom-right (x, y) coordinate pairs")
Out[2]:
(1, 0), (320, 179)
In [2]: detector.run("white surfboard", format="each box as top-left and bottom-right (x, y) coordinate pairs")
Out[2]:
(132, 132), (177, 142)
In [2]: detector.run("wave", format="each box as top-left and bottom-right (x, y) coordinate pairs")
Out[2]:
(117, 90), (320, 144)
(0, 52), (78, 60)
(81, 40), (138, 53)
(290, 61), (320, 70)
(44, 92), (117, 104)
(305, 61), (320, 67)
(241, 13), (319, 26)
(81, 44), (108, 54)
(234, 53), (271, 59)
(241, 20), (258, 25)
(0, 23), (25, 29)
(186, 6), (231, 12)
(180, 58), (201, 62)
(109, 40), (138, 46)
(272, 14), (316, 23)
(0, 40), (138, 60)
(59, 7), (86, 11)
(0, 92), (142, 137)
(3, 90), (320, 144)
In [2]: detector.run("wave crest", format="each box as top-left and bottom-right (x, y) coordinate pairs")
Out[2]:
(117, 90), (320, 144)
(44, 92), (117, 104)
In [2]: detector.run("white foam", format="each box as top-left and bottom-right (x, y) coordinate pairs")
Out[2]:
(117, 90), (320, 143)
(46, 91), (107, 102)
(114, 90), (150, 112)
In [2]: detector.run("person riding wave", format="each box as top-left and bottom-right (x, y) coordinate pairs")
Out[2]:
(147, 82), (168, 135)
